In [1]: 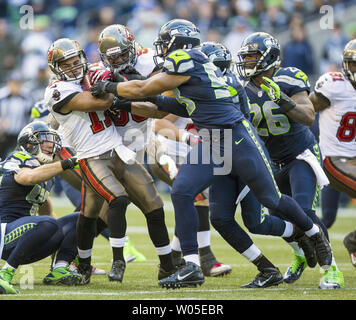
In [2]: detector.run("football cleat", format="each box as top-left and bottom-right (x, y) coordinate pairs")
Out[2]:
(158, 261), (204, 289)
(208, 262), (232, 277)
(43, 267), (83, 286)
(0, 268), (18, 294)
(295, 234), (317, 268)
(343, 231), (356, 267)
(200, 251), (232, 277)
(69, 257), (106, 275)
(309, 229), (332, 269)
(76, 263), (92, 285)
(284, 253), (307, 284)
(124, 238), (146, 263)
(158, 265), (178, 280)
(108, 260), (126, 282)
(318, 266), (344, 289)
(241, 267), (284, 288)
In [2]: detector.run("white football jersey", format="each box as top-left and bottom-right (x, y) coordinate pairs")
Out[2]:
(157, 117), (194, 162)
(114, 48), (158, 159)
(315, 72), (356, 158)
(44, 80), (124, 160)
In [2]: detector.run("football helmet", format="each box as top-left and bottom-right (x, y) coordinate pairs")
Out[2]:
(200, 41), (232, 74)
(98, 24), (137, 72)
(342, 39), (356, 83)
(153, 19), (200, 65)
(47, 38), (88, 81)
(31, 99), (50, 122)
(236, 32), (281, 78)
(17, 121), (61, 164)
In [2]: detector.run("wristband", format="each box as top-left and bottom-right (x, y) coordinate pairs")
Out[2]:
(105, 82), (119, 95)
(111, 96), (132, 112)
(277, 92), (297, 112)
(61, 158), (76, 170)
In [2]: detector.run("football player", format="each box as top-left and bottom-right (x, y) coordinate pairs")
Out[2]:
(237, 32), (343, 289)
(0, 121), (82, 294)
(91, 19), (332, 289)
(309, 39), (356, 270)
(45, 38), (176, 285)
(95, 24), (231, 277)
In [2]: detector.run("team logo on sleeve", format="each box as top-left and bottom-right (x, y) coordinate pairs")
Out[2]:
(52, 89), (61, 101)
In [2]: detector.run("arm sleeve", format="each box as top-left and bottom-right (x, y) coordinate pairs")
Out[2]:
(155, 95), (190, 118)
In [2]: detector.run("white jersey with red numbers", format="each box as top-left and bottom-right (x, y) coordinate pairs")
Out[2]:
(157, 117), (195, 162)
(113, 48), (159, 162)
(44, 79), (129, 160)
(315, 71), (356, 158)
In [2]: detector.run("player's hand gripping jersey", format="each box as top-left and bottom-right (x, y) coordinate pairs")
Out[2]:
(0, 152), (53, 222)
(245, 67), (316, 164)
(44, 79), (128, 161)
(315, 71), (356, 158)
(162, 48), (244, 130)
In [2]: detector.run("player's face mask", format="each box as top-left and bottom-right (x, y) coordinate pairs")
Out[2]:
(58, 55), (87, 81)
(237, 51), (263, 78)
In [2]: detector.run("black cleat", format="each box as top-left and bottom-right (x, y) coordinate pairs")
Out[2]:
(77, 263), (92, 285)
(108, 260), (126, 282)
(296, 234), (317, 268)
(158, 265), (178, 280)
(310, 229), (332, 269)
(241, 267), (284, 288)
(158, 261), (204, 289)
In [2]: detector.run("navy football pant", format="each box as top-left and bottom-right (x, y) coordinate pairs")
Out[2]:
(1, 213), (79, 268)
(270, 144), (329, 240)
(209, 174), (287, 254)
(321, 185), (341, 229)
(171, 121), (315, 256)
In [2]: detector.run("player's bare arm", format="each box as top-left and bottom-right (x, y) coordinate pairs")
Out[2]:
(288, 90), (316, 126)
(14, 160), (75, 186)
(309, 91), (331, 112)
(38, 197), (57, 218)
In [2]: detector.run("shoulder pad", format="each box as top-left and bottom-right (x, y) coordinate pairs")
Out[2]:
(163, 49), (194, 74)
(9, 151), (40, 168)
(314, 72), (346, 99)
(273, 67), (310, 87)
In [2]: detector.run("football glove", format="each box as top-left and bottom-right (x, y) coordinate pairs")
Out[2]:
(260, 76), (296, 112)
(158, 154), (178, 180)
(61, 157), (79, 170)
(181, 131), (202, 146)
(91, 80), (118, 97)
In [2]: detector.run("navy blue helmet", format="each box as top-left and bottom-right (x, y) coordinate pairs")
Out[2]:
(17, 121), (61, 164)
(200, 41), (232, 74)
(153, 19), (200, 65)
(236, 32), (281, 78)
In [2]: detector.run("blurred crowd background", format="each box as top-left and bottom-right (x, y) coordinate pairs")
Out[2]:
(0, 0), (355, 175)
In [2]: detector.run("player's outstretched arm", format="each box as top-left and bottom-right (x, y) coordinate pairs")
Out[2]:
(14, 158), (78, 186)
(309, 91), (331, 112)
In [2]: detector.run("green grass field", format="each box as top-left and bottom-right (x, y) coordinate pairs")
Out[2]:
(1, 193), (356, 301)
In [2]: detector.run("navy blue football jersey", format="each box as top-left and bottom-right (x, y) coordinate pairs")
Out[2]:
(162, 48), (244, 129)
(244, 67), (316, 164)
(224, 70), (250, 120)
(0, 151), (54, 223)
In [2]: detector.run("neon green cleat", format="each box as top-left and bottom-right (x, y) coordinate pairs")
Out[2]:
(283, 253), (307, 284)
(43, 266), (83, 286)
(0, 268), (19, 294)
(318, 265), (344, 289)
(124, 238), (146, 263)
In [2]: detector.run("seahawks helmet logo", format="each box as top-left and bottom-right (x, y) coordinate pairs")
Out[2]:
(263, 38), (279, 49)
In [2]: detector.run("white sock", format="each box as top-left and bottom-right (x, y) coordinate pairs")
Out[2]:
(197, 231), (210, 248)
(2, 263), (16, 271)
(281, 221), (294, 238)
(241, 244), (261, 262)
(53, 261), (68, 269)
(109, 236), (126, 248)
(183, 254), (200, 266)
(77, 248), (92, 259)
(156, 244), (171, 255)
(288, 241), (305, 257)
(305, 224), (320, 237)
(171, 235), (181, 252)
